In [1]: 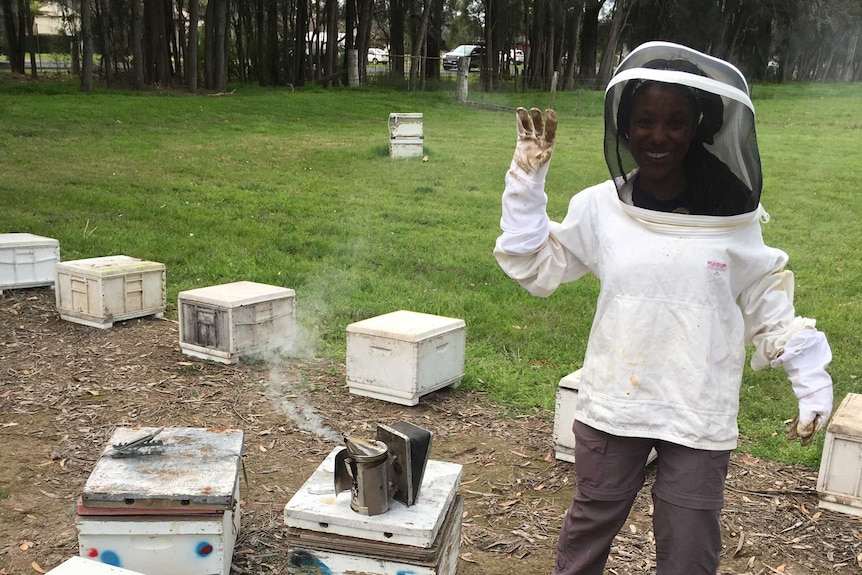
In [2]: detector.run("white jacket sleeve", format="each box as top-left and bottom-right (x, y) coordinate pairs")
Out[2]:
(772, 329), (834, 443)
(494, 178), (594, 297)
(497, 158), (551, 254)
(738, 248), (817, 370)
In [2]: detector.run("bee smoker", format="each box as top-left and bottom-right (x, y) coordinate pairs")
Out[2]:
(334, 421), (432, 516)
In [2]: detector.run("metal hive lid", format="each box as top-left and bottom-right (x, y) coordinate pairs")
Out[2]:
(81, 427), (244, 510)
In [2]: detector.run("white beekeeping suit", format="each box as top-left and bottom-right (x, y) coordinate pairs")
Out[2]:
(494, 41), (833, 449)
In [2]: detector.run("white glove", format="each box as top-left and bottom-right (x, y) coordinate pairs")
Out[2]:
(771, 329), (833, 446)
(512, 107), (557, 178)
(498, 108), (557, 254)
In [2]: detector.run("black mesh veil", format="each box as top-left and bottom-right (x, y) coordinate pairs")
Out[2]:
(604, 42), (762, 215)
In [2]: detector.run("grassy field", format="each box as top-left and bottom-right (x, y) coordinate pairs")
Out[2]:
(1, 76), (860, 467)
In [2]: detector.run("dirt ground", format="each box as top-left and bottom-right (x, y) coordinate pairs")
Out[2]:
(1, 287), (860, 575)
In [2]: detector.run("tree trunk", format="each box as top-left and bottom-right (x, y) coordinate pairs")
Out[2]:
(131, 0), (145, 88)
(324, 0), (338, 85)
(2, 0), (26, 74)
(597, 0), (629, 86)
(293, 0), (308, 87)
(94, 0), (112, 84)
(843, 31), (858, 81)
(408, 0), (431, 90)
(562, 1), (583, 91)
(422, 0), (442, 81)
(187, 0), (199, 92)
(255, 0), (265, 83)
(389, 0), (406, 82)
(266, 0), (280, 84)
(355, 0), (372, 84)
(25, 1), (36, 78)
(205, 0), (229, 91)
(578, 0), (603, 87)
(81, 0), (93, 91)
(343, 0), (356, 86)
(176, 0), (187, 80)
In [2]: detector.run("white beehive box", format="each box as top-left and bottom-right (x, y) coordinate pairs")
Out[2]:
(389, 113), (424, 159)
(284, 447), (463, 575)
(817, 393), (862, 516)
(0, 233), (59, 293)
(554, 369), (656, 465)
(76, 427), (244, 575)
(55, 255), (166, 328)
(47, 556), (147, 574)
(554, 370), (582, 463)
(346, 310), (466, 406)
(178, 281), (296, 364)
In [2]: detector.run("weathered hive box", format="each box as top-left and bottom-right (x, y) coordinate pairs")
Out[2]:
(178, 281), (296, 364)
(75, 427), (244, 575)
(554, 370), (582, 463)
(55, 255), (166, 328)
(47, 556), (146, 574)
(817, 393), (862, 516)
(389, 113), (424, 159)
(554, 369), (656, 465)
(346, 310), (466, 406)
(284, 447), (463, 575)
(0, 233), (59, 293)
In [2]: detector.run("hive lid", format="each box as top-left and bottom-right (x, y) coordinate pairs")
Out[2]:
(81, 427), (243, 511)
(284, 447), (462, 548)
(558, 370), (581, 391)
(57, 255), (164, 277)
(346, 310), (465, 342)
(46, 556), (147, 575)
(0, 233), (59, 248)
(827, 393), (862, 436)
(178, 281), (296, 307)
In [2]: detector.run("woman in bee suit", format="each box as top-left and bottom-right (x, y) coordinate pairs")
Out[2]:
(493, 41), (834, 574)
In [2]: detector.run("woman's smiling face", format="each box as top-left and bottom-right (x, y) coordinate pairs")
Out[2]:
(627, 84), (698, 199)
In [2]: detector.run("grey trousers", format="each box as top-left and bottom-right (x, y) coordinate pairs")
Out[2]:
(551, 421), (731, 575)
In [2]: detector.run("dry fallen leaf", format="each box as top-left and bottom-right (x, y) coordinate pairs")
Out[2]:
(30, 562), (45, 574)
(18, 540), (31, 551)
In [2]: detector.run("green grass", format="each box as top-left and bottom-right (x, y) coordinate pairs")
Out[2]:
(1, 76), (860, 467)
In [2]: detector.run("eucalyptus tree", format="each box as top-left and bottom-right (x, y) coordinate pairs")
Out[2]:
(1, 0), (27, 74)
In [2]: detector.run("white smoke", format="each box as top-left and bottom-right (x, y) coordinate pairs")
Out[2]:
(265, 363), (341, 442)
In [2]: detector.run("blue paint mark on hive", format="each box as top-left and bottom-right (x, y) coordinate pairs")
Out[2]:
(100, 550), (121, 567)
(289, 549), (333, 575)
(197, 541), (215, 557)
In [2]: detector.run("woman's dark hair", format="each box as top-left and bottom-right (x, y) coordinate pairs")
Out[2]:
(614, 59), (757, 216)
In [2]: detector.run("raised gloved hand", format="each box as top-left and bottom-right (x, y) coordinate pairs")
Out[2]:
(512, 107), (558, 179)
(771, 329), (834, 446)
(498, 108), (558, 255)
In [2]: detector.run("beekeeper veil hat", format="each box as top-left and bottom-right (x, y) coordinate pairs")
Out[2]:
(604, 41), (762, 215)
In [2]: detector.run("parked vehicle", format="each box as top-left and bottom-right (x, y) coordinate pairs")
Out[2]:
(367, 48), (389, 64)
(442, 44), (484, 71)
(510, 49), (525, 64)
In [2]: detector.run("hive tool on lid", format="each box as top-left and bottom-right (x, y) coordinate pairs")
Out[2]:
(334, 420), (433, 516)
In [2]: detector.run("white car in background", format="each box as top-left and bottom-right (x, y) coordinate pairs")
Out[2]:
(367, 48), (389, 64)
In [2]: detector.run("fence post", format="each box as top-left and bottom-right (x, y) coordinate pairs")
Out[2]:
(456, 57), (469, 102)
(549, 71), (559, 109)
